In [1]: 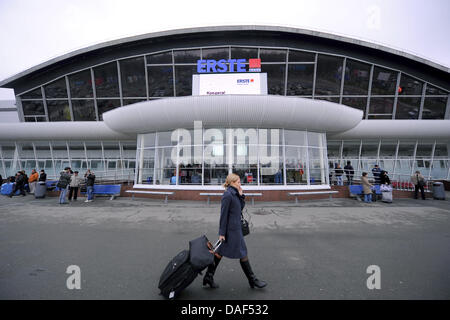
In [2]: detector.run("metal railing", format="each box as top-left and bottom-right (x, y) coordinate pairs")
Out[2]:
(45, 169), (135, 185)
(330, 171), (435, 192)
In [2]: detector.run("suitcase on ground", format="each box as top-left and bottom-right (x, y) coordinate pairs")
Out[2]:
(34, 182), (47, 199)
(1, 183), (19, 195)
(158, 237), (221, 299)
(381, 191), (393, 203)
(158, 250), (199, 299)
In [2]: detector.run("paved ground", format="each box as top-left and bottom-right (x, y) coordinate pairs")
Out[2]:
(0, 192), (449, 300)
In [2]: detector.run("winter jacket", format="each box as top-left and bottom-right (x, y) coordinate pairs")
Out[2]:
(215, 186), (248, 259)
(361, 176), (373, 195)
(70, 175), (83, 187)
(29, 172), (39, 183)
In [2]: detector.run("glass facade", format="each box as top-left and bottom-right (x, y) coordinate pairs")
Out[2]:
(16, 46), (448, 122)
(5, 40), (449, 185)
(0, 140), (136, 181)
(135, 129), (328, 186)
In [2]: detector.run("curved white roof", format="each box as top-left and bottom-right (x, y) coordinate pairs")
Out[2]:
(1, 25), (448, 87)
(328, 120), (450, 139)
(0, 122), (134, 141)
(102, 95), (363, 134)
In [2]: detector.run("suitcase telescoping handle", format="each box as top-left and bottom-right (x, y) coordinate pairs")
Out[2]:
(212, 239), (222, 252)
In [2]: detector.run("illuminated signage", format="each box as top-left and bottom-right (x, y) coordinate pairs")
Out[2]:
(197, 59), (261, 73)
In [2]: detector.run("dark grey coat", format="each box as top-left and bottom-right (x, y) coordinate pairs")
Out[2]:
(215, 186), (247, 259)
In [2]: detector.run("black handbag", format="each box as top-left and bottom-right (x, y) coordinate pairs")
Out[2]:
(241, 209), (250, 236)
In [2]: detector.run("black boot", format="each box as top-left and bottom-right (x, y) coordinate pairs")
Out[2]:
(240, 259), (267, 289)
(203, 255), (221, 289)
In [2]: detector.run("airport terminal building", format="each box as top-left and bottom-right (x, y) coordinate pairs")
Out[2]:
(0, 25), (449, 194)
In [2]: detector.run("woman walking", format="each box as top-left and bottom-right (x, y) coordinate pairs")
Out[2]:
(203, 173), (267, 290)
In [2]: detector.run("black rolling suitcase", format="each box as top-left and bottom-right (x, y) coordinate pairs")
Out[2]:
(158, 236), (221, 299)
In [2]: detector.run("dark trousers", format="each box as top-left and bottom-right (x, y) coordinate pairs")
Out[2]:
(414, 184), (425, 200)
(68, 187), (79, 200)
(10, 184), (25, 196)
(346, 175), (354, 185)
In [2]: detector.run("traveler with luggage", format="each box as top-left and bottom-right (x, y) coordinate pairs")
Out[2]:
(8, 171), (26, 197)
(361, 172), (373, 203)
(204, 173), (267, 290)
(344, 161), (354, 185)
(84, 169), (96, 203)
(411, 170), (426, 200)
(68, 171), (83, 201)
(57, 167), (72, 204)
(28, 169), (39, 194)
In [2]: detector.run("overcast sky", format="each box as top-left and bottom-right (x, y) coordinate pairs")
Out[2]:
(0, 0), (449, 100)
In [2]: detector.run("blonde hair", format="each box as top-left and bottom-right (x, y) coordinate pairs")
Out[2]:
(223, 173), (240, 189)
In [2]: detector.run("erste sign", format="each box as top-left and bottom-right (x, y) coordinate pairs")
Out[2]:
(197, 58), (261, 73)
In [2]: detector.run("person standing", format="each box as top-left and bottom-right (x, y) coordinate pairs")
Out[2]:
(57, 167), (72, 204)
(8, 171), (26, 197)
(28, 169), (39, 194)
(39, 170), (47, 182)
(84, 169), (96, 203)
(203, 173), (267, 290)
(411, 170), (426, 200)
(335, 164), (344, 186)
(68, 171), (83, 201)
(361, 172), (373, 203)
(344, 161), (355, 185)
(379, 170), (391, 185)
(372, 164), (382, 184)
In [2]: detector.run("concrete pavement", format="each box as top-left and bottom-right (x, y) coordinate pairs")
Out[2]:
(0, 193), (449, 299)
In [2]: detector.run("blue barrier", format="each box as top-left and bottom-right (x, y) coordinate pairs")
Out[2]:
(80, 184), (121, 200)
(349, 184), (382, 195)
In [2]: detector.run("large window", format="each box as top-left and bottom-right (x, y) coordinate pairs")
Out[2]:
(368, 97), (394, 119)
(399, 74), (423, 96)
(260, 48), (287, 62)
(396, 97), (421, 119)
(147, 66), (174, 97)
(69, 70), (93, 98)
(46, 100), (71, 121)
(45, 78), (68, 99)
(315, 54), (343, 96)
(262, 64), (285, 95)
(22, 101), (45, 116)
(175, 65), (196, 96)
(231, 47), (258, 59)
(202, 47), (229, 60)
(72, 100), (96, 121)
(343, 59), (371, 95)
(422, 97), (447, 119)
(94, 62), (120, 97)
(371, 66), (398, 95)
(120, 57), (146, 97)
(287, 64), (314, 96)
